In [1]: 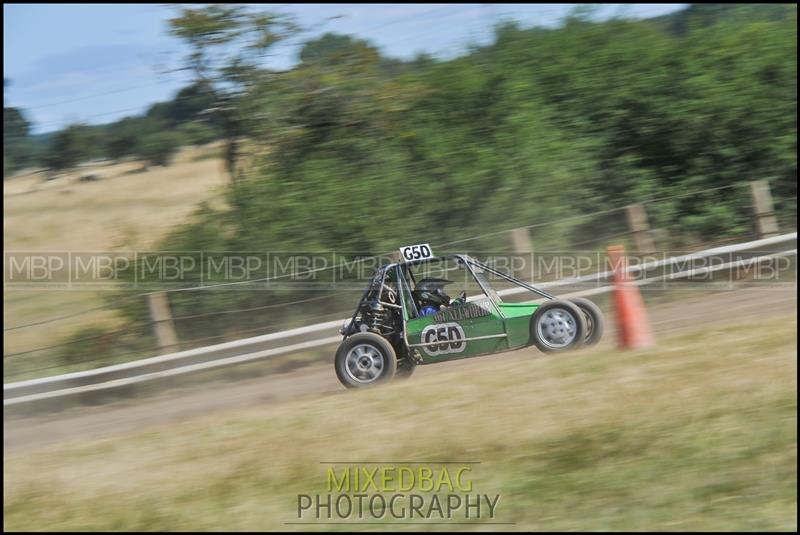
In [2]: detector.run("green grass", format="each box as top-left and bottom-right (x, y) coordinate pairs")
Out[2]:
(3, 318), (797, 531)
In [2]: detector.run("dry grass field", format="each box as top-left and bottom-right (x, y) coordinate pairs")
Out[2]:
(3, 144), (228, 358)
(3, 319), (796, 531)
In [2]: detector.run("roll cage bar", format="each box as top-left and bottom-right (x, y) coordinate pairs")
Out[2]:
(401, 253), (556, 302)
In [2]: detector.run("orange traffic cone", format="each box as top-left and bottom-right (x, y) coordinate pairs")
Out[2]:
(607, 245), (655, 349)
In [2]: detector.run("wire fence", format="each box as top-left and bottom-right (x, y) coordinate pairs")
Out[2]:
(5, 182), (742, 333)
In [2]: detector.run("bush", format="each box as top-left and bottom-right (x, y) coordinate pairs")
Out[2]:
(178, 121), (219, 146)
(138, 131), (184, 167)
(43, 124), (99, 171)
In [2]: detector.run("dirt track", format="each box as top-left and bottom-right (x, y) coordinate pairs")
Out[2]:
(4, 286), (796, 455)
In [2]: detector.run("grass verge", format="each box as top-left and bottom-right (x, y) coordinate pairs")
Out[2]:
(3, 318), (797, 531)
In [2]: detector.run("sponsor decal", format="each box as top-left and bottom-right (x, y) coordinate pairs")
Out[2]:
(420, 323), (466, 356)
(384, 285), (397, 304)
(433, 299), (492, 323)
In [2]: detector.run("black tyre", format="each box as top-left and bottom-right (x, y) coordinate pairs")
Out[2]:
(334, 332), (397, 389)
(395, 359), (416, 380)
(530, 299), (587, 353)
(568, 297), (604, 347)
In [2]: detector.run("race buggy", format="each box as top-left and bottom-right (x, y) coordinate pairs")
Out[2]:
(334, 244), (604, 389)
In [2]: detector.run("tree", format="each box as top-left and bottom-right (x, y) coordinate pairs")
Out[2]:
(4, 106), (33, 175)
(106, 117), (147, 161)
(4, 79), (36, 175)
(4, 106), (29, 140)
(43, 124), (97, 172)
(178, 120), (218, 146)
(104, 84), (222, 162)
(168, 4), (297, 179)
(138, 131), (182, 168)
(169, 82), (220, 126)
(299, 33), (373, 66)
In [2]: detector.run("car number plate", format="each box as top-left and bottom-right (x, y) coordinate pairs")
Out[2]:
(399, 244), (433, 262)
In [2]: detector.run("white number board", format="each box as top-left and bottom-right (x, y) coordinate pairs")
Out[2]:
(399, 243), (433, 262)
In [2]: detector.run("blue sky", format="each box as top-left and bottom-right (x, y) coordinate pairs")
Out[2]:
(3, 3), (686, 134)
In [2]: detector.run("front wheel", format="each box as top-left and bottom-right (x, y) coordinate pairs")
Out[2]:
(395, 358), (416, 380)
(530, 300), (587, 353)
(334, 332), (397, 389)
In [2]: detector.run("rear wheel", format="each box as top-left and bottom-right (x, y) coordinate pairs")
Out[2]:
(334, 332), (397, 389)
(568, 297), (604, 347)
(530, 300), (586, 353)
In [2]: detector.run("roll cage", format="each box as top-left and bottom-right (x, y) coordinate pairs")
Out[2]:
(344, 254), (556, 341)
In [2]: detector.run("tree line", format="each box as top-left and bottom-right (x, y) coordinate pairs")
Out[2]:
(3, 80), (225, 175)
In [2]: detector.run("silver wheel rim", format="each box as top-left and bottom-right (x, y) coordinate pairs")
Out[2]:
(345, 344), (385, 384)
(536, 307), (579, 349)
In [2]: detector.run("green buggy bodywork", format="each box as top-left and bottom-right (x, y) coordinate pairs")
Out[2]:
(396, 256), (543, 363)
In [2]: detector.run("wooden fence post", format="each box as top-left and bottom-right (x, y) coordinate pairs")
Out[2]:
(510, 227), (534, 282)
(625, 203), (656, 253)
(749, 180), (779, 238)
(147, 292), (179, 354)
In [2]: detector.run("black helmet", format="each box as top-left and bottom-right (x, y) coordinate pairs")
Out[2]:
(415, 278), (453, 306)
